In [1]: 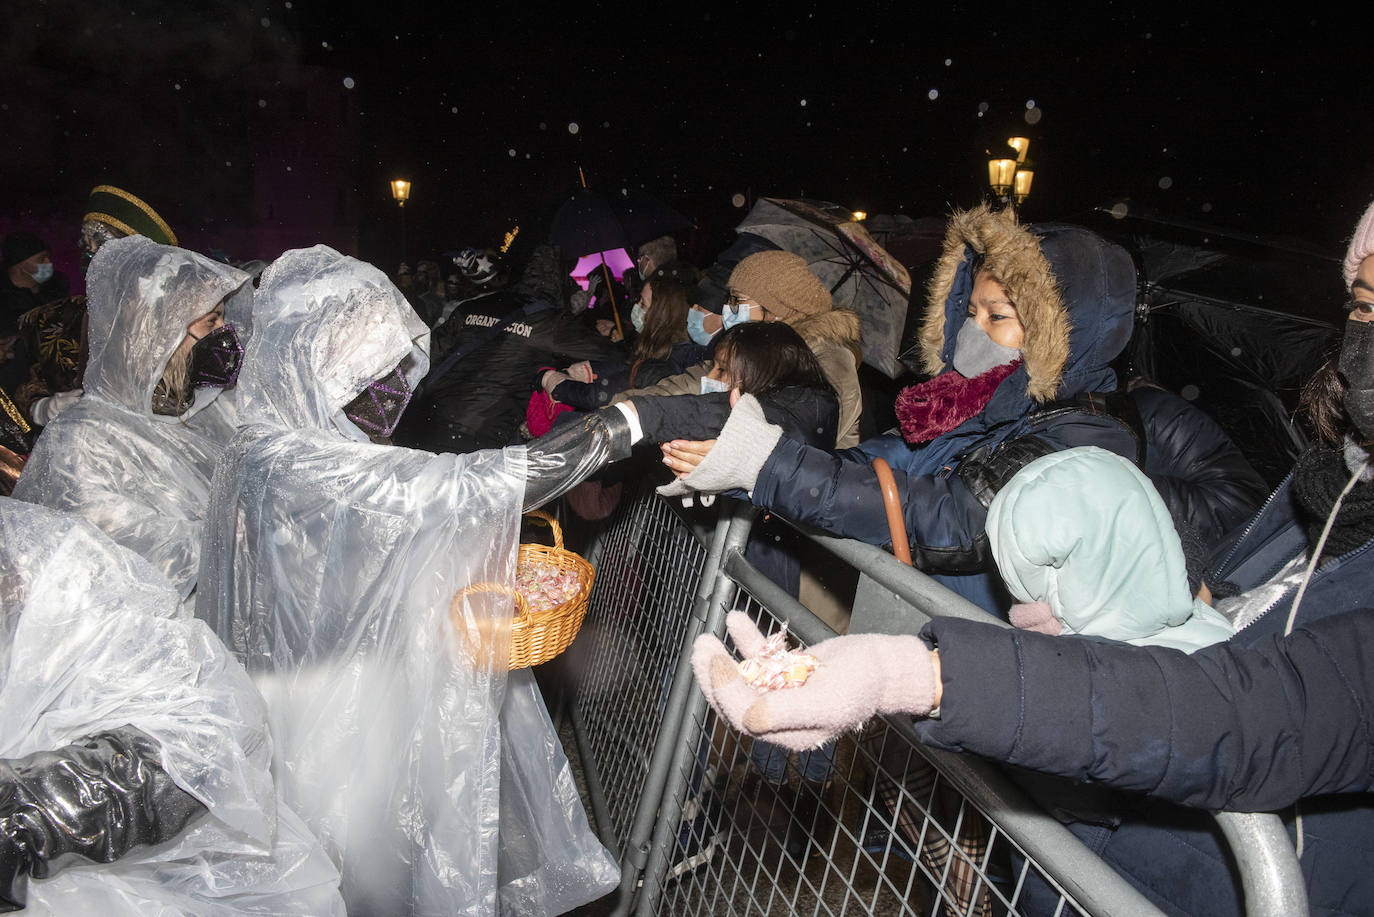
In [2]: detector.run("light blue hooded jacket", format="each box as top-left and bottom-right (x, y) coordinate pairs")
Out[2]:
(987, 446), (1234, 653)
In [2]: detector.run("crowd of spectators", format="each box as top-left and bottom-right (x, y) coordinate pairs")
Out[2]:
(0, 183), (1370, 917)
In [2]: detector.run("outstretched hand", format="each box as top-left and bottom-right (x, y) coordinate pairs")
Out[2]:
(661, 439), (716, 477)
(691, 612), (941, 752)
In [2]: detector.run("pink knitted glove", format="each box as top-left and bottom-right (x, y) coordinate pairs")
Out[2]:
(1008, 601), (1062, 635)
(692, 611), (937, 751)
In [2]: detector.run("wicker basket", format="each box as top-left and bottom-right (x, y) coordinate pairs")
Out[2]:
(449, 510), (595, 670)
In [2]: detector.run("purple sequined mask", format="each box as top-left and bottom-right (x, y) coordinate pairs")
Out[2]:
(343, 362), (413, 437)
(188, 324), (244, 387)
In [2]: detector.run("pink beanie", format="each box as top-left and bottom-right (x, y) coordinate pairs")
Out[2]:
(1344, 200), (1374, 289)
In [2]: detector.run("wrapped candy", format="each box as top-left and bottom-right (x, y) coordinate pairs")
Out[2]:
(516, 560), (583, 613)
(737, 623), (819, 692)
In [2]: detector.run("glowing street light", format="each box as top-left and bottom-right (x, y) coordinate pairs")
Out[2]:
(851, 210), (868, 221)
(390, 179), (412, 207)
(987, 138), (1034, 210)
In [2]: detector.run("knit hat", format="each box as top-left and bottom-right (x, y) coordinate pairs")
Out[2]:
(2, 232), (48, 269)
(83, 185), (178, 247)
(727, 251), (832, 322)
(1344, 199), (1374, 289)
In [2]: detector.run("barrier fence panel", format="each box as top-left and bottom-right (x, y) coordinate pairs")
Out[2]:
(565, 487), (1308, 917)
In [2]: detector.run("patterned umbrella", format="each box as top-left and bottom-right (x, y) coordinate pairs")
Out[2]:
(737, 198), (912, 378)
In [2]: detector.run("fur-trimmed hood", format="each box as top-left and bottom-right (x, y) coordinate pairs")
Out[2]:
(918, 204), (1135, 402)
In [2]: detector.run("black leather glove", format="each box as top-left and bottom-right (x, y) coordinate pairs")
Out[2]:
(0, 727), (208, 911)
(523, 407), (634, 511)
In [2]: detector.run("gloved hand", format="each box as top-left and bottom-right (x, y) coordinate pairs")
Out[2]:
(541, 369), (570, 395)
(565, 361), (596, 383)
(692, 611), (939, 752)
(656, 393), (781, 499)
(522, 406), (635, 511)
(0, 727), (208, 910)
(27, 388), (83, 427)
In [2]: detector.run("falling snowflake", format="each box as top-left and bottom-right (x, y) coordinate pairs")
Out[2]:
(260, 17), (270, 27)
(1158, 176), (1174, 190)
(343, 77), (355, 89)
(800, 99), (807, 106)
(1110, 202), (1129, 219)
(508, 148), (516, 157)
(928, 88), (939, 100)
(568, 122), (580, 134)
(258, 99), (267, 108)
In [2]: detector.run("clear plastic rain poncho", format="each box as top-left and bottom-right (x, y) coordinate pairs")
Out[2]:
(13, 235), (252, 598)
(196, 246), (617, 916)
(0, 497), (345, 915)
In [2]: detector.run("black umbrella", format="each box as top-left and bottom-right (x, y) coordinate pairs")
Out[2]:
(549, 189), (628, 258)
(615, 190), (691, 246)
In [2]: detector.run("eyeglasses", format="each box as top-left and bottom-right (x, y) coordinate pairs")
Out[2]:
(725, 290), (755, 309)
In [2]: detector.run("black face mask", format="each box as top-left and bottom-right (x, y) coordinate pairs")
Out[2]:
(1339, 320), (1374, 442)
(188, 324), (243, 388)
(343, 363), (413, 438)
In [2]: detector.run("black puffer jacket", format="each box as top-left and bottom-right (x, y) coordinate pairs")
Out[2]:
(395, 290), (624, 454)
(1132, 384), (1268, 547)
(552, 340), (709, 412)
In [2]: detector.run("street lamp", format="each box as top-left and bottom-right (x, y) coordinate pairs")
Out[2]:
(987, 138), (1034, 210)
(390, 179), (411, 266)
(851, 210), (868, 221)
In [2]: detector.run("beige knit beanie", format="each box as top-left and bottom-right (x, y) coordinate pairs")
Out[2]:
(1345, 199), (1374, 289)
(727, 251), (832, 322)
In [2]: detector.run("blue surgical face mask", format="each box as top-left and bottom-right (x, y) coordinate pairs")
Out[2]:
(31, 262), (54, 284)
(700, 375), (732, 395)
(686, 309), (714, 346)
(631, 302), (646, 334)
(721, 303), (753, 331)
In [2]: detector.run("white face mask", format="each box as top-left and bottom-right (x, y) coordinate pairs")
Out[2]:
(31, 262), (54, 284)
(700, 375), (732, 395)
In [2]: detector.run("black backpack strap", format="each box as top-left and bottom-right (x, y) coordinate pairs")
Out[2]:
(956, 389), (1146, 508)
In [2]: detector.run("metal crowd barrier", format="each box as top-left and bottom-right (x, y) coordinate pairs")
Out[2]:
(561, 475), (1308, 917)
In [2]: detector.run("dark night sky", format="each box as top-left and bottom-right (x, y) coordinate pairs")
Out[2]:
(5, 1), (1371, 265)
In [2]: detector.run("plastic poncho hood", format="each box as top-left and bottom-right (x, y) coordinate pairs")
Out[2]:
(236, 245), (429, 439)
(85, 234), (251, 422)
(987, 446), (1234, 652)
(0, 498), (344, 915)
(13, 238), (249, 596)
(197, 247), (616, 915)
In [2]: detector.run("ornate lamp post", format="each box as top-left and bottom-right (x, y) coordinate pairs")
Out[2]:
(987, 138), (1035, 211)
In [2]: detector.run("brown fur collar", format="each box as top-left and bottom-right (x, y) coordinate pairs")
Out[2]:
(919, 204), (1070, 403)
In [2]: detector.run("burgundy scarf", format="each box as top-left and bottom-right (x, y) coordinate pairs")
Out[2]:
(894, 362), (1021, 445)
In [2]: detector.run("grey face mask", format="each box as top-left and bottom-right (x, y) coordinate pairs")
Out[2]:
(952, 319), (1021, 379)
(1339, 319), (1374, 441)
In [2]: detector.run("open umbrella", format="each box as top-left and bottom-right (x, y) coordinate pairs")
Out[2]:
(736, 197), (912, 378)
